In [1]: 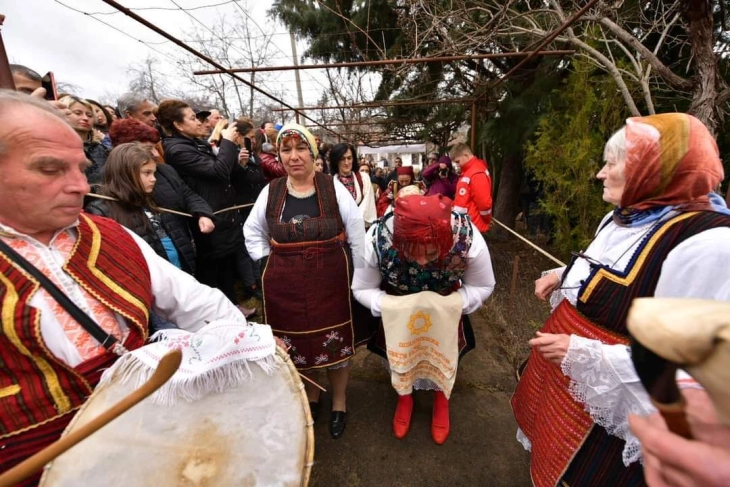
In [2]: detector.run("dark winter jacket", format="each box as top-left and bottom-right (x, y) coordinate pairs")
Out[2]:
(84, 141), (109, 184)
(162, 135), (244, 259)
(153, 164), (215, 222)
(231, 155), (267, 223)
(84, 200), (197, 274)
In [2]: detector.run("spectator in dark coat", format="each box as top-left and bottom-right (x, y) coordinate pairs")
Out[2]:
(108, 118), (216, 251)
(422, 155), (457, 199)
(156, 98), (244, 304)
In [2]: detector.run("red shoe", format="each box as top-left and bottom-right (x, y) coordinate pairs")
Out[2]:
(431, 391), (450, 445)
(393, 394), (413, 439)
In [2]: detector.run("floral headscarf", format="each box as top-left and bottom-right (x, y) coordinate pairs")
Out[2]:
(621, 113), (724, 211)
(276, 123), (319, 160)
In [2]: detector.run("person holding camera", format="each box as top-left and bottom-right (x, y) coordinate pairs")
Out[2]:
(422, 155), (457, 199)
(157, 99), (244, 305)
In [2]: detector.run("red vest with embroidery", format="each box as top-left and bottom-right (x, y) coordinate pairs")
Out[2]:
(0, 214), (151, 440)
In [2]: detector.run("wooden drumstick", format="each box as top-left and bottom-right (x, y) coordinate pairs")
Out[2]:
(299, 373), (327, 393)
(0, 350), (182, 487)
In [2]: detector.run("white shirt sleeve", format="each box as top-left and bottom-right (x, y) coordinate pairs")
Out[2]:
(360, 177), (378, 226)
(124, 230), (246, 332)
(243, 184), (272, 261)
(334, 179), (366, 269)
(352, 224), (387, 316)
(458, 223), (496, 314)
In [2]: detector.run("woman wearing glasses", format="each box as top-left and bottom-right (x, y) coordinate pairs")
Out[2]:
(512, 113), (730, 487)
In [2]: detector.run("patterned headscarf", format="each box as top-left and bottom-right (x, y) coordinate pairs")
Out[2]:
(276, 123), (319, 160)
(620, 113), (724, 211)
(393, 194), (454, 262)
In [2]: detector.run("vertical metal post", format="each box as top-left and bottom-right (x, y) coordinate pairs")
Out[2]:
(290, 32), (304, 124)
(0, 15), (16, 90)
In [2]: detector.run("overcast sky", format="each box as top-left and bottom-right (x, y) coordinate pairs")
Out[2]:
(3, 0), (343, 114)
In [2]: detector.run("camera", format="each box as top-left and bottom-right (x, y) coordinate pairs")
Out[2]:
(438, 168), (449, 178)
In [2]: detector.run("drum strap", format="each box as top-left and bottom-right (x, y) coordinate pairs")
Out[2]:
(0, 238), (127, 356)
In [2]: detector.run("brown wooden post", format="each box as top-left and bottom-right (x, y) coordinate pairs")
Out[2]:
(509, 255), (520, 310)
(470, 102), (477, 153)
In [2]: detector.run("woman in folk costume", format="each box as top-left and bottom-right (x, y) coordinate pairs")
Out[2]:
(376, 166), (426, 217)
(244, 123), (372, 439)
(330, 143), (377, 229)
(512, 113), (730, 487)
(352, 188), (496, 444)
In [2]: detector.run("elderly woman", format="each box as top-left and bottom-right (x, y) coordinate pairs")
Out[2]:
(512, 113), (730, 487)
(352, 189), (495, 444)
(59, 95), (109, 183)
(329, 143), (377, 228)
(244, 124), (369, 439)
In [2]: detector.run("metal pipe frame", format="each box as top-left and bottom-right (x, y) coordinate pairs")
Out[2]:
(193, 50), (575, 75)
(272, 97), (475, 112)
(99, 0), (342, 137)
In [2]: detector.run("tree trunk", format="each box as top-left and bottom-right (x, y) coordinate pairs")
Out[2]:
(492, 150), (523, 237)
(684, 0), (718, 135)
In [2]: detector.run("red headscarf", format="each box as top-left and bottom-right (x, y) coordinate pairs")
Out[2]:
(621, 113), (724, 211)
(392, 194), (454, 262)
(396, 166), (415, 178)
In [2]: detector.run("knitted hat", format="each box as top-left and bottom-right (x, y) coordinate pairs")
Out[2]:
(276, 123), (319, 159)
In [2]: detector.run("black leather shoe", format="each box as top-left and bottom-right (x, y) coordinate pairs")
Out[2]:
(309, 402), (319, 423)
(329, 411), (347, 439)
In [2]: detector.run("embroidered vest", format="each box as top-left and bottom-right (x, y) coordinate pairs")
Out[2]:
(375, 212), (473, 295)
(0, 214), (151, 439)
(576, 211), (730, 334)
(266, 172), (344, 243)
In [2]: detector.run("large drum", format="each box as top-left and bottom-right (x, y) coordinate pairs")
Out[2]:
(40, 333), (313, 486)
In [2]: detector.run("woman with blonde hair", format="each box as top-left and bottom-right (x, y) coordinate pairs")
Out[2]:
(59, 95), (109, 183)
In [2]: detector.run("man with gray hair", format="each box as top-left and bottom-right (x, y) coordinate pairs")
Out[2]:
(0, 90), (256, 485)
(117, 92), (157, 127)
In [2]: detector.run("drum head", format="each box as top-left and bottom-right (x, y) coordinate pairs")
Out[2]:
(41, 350), (313, 486)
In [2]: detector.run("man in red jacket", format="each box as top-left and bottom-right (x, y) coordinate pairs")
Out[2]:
(449, 143), (493, 233)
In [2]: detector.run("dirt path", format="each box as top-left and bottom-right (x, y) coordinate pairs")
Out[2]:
(306, 307), (533, 486)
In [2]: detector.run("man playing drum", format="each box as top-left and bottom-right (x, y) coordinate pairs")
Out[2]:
(0, 91), (258, 485)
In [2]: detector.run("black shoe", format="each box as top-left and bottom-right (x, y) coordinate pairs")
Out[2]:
(309, 402), (319, 423)
(329, 411), (347, 439)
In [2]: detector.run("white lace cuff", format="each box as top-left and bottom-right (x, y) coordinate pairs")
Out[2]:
(561, 335), (656, 466)
(516, 427), (532, 451)
(541, 267), (566, 311)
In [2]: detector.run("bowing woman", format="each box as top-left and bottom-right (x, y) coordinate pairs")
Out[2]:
(244, 124), (371, 439)
(352, 189), (495, 444)
(512, 113), (730, 487)
(329, 143), (377, 229)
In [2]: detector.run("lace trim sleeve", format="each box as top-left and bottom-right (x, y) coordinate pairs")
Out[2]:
(541, 267), (566, 311)
(561, 335), (656, 466)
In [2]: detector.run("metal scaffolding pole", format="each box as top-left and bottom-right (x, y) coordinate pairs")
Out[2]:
(272, 97), (475, 112)
(99, 0), (341, 138)
(194, 50), (575, 75)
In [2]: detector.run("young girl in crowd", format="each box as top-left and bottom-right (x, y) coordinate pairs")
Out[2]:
(85, 142), (196, 274)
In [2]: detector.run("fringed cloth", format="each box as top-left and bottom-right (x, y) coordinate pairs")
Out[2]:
(99, 321), (278, 406)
